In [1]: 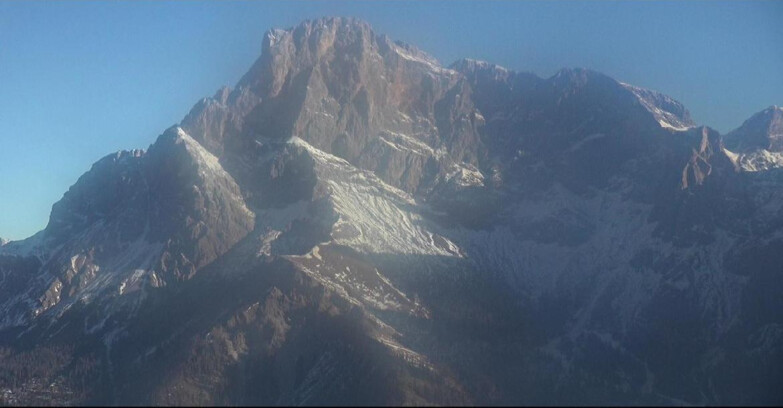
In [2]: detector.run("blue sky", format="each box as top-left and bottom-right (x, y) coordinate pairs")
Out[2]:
(1, 1), (781, 240)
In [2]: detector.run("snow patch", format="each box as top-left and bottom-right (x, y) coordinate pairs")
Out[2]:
(292, 136), (462, 257)
(393, 43), (456, 76)
(621, 83), (693, 131)
(724, 147), (783, 172)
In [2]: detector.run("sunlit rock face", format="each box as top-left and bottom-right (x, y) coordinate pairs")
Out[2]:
(724, 106), (783, 153)
(721, 106), (783, 172)
(0, 17), (781, 406)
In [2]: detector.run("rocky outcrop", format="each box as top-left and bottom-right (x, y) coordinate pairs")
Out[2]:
(722, 106), (783, 172)
(0, 126), (255, 326)
(622, 82), (695, 131)
(724, 105), (783, 152)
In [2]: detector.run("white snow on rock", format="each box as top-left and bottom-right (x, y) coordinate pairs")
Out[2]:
(289, 136), (462, 257)
(392, 42), (456, 76)
(460, 58), (509, 73)
(0, 128), (255, 332)
(724, 147), (783, 172)
(621, 83), (693, 131)
(435, 182), (744, 341)
(0, 230), (47, 259)
(173, 127), (252, 218)
(377, 130), (436, 157)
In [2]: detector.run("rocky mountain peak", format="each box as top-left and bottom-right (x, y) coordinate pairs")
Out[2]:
(725, 105), (783, 152)
(450, 58), (515, 85)
(238, 17), (382, 97)
(621, 82), (694, 131)
(195, 17), (483, 197)
(451, 58), (508, 72)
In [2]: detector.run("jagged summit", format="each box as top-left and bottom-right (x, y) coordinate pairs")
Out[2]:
(450, 58), (510, 75)
(621, 82), (694, 131)
(725, 105), (783, 152)
(721, 105), (783, 171)
(237, 17), (411, 95)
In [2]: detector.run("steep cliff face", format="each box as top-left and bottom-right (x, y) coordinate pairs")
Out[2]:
(722, 106), (783, 172)
(1, 17), (781, 406)
(183, 17), (488, 200)
(725, 106), (783, 152)
(0, 126), (255, 330)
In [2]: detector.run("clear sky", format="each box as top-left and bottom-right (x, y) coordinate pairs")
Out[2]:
(1, 1), (781, 240)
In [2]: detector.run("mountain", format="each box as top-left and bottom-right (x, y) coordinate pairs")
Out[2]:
(1, 17), (781, 405)
(723, 105), (783, 171)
